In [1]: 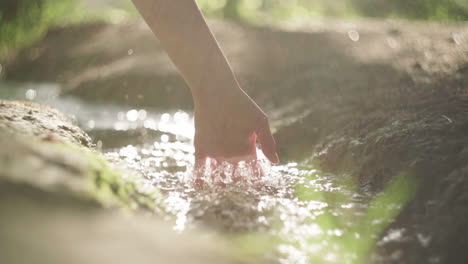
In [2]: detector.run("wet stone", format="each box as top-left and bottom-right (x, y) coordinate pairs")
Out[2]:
(0, 100), (94, 148)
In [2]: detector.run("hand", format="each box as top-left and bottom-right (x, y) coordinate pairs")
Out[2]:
(131, 0), (277, 180)
(193, 85), (279, 173)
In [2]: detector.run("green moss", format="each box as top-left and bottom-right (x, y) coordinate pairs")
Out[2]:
(348, 170), (419, 263)
(50, 141), (161, 211)
(293, 165), (419, 263)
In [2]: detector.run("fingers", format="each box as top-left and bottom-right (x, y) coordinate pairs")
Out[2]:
(257, 119), (280, 164)
(194, 151), (207, 169)
(194, 152), (207, 176)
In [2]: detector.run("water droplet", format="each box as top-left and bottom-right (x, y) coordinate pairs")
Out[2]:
(117, 111), (125, 121)
(161, 113), (171, 122)
(348, 30), (360, 42)
(417, 233), (431, 248)
(127, 49), (134, 55)
(25, 89), (37, 100)
(161, 134), (169, 142)
(174, 111), (189, 122)
(330, 229), (343, 237)
(87, 120), (95, 129)
(138, 109), (147, 120)
(144, 119), (157, 129)
(96, 140), (103, 150)
(452, 33), (463, 45)
(387, 37), (399, 49)
(126, 109), (138, 122)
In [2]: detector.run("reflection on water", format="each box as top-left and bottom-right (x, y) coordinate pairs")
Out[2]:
(1, 82), (415, 264)
(0, 82), (195, 138)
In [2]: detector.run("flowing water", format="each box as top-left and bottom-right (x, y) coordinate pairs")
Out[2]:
(0, 82), (415, 264)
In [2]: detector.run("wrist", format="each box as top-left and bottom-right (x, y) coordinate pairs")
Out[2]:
(192, 78), (242, 107)
(190, 47), (243, 103)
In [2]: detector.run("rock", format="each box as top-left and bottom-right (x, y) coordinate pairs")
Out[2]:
(0, 130), (89, 195)
(0, 100), (160, 208)
(0, 100), (93, 147)
(0, 182), (240, 264)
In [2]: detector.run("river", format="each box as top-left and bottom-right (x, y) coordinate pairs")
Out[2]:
(0, 81), (417, 264)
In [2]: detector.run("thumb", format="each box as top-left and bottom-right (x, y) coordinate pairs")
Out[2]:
(257, 119), (280, 164)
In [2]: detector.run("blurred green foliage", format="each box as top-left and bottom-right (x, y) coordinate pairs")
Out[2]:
(353, 0), (468, 20)
(0, 0), (77, 57)
(197, 0), (468, 22)
(0, 0), (135, 57)
(0, 0), (467, 57)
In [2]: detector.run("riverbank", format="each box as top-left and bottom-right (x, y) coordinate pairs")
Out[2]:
(1, 18), (468, 263)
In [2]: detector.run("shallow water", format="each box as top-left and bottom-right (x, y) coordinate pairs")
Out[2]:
(0, 82), (414, 264)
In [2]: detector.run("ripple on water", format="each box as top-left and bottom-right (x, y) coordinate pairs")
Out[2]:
(104, 132), (382, 264)
(0, 83), (410, 264)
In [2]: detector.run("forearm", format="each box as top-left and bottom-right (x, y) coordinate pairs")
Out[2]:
(132, 0), (242, 105)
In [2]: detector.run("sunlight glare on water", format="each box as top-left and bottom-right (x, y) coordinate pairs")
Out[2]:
(103, 124), (379, 264)
(0, 83), (412, 264)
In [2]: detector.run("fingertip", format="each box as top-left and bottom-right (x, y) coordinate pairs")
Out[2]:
(256, 122), (279, 164)
(272, 152), (280, 164)
(264, 151), (280, 164)
(194, 153), (207, 169)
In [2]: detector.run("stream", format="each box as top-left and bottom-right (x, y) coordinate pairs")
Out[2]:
(0, 82), (417, 264)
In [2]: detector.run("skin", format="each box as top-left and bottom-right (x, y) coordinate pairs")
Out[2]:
(131, 0), (280, 174)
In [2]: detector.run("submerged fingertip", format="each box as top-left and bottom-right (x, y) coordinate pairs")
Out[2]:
(272, 153), (280, 164)
(265, 152), (280, 164)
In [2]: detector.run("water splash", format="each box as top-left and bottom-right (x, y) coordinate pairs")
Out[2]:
(1, 83), (416, 264)
(91, 108), (413, 263)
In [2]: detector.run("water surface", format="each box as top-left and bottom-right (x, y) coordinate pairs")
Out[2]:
(0, 82), (413, 264)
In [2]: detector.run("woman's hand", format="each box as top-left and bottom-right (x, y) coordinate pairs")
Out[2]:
(193, 85), (279, 167)
(131, 0), (279, 177)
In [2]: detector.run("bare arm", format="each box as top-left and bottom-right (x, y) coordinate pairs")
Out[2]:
(132, 0), (279, 166)
(132, 0), (237, 104)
